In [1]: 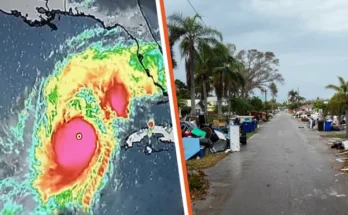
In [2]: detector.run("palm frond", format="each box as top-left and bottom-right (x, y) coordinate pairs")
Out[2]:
(168, 25), (187, 43)
(192, 13), (203, 22)
(325, 84), (342, 92)
(178, 37), (191, 59)
(167, 13), (185, 26)
(225, 43), (236, 55)
(212, 66), (227, 74)
(338, 76), (345, 87)
(196, 26), (223, 41)
(233, 72), (245, 87)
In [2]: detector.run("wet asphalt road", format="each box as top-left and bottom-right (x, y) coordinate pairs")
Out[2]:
(193, 112), (348, 215)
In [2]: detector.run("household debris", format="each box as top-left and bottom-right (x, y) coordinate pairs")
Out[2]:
(343, 141), (348, 150)
(327, 138), (348, 172)
(331, 141), (345, 150)
(336, 158), (345, 163)
(180, 114), (258, 160)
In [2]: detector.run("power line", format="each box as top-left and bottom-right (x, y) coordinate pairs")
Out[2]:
(186, 0), (207, 26)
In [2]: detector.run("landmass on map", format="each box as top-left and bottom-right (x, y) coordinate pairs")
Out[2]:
(0, 0), (160, 43)
(0, 0), (165, 95)
(125, 124), (174, 154)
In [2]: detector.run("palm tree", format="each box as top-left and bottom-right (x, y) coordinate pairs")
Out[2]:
(168, 13), (222, 115)
(297, 96), (306, 104)
(194, 43), (214, 117)
(326, 76), (348, 138)
(169, 39), (177, 69)
(269, 83), (278, 99)
(288, 90), (299, 104)
(211, 43), (244, 115)
(225, 62), (245, 116)
(269, 82), (278, 111)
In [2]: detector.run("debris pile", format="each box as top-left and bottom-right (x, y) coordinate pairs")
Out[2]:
(330, 140), (348, 172)
(181, 115), (252, 160)
(331, 141), (345, 150)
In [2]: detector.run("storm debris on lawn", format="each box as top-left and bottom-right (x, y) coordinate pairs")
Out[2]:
(329, 140), (348, 172)
(340, 160), (348, 172)
(336, 158), (345, 163)
(331, 141), (345, 150)
(337, 150), (348, 155)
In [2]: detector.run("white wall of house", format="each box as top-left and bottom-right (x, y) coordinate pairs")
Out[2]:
(185, 97), (229, 114)
(207, 97), (228, 106)
(185, 99), (203, 114)
(185, 97), (228, 107)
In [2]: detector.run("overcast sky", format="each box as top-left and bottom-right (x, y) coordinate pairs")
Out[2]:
(164, 0), (348, 102)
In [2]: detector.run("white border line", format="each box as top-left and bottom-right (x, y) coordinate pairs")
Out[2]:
(155, 1), (189, 214)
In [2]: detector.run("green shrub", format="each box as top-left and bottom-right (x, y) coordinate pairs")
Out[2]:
(188, 171), (206, 190)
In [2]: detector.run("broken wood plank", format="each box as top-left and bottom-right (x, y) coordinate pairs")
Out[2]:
(337, 150), (348, 155)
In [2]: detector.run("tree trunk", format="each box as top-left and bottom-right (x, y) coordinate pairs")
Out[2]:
(241, 88), (245, 99)
(217, 71), (223, 115)
(189, 50), (196, 115)
(227, 91), (232, 117)
(272, 102), (274, 112)
(345, 101), (348, 138)
(218, 97), (222, 115)
(203, 78), (208, 118)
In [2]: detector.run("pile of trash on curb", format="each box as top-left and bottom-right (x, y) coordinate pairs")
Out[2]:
(329, 139), (348, 172)
(180, 114), (255, 160)
(331, 140), (348, 150)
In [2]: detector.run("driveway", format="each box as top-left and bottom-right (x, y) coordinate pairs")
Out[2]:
(193, 112), (348, 215)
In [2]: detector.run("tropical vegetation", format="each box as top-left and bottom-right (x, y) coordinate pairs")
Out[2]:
(325, 76), (348, 138)
(287, 89), (306, 110)
(168, 13), (284, 117)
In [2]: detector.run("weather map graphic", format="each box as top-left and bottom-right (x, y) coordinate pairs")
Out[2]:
(0, 0), (184, 214)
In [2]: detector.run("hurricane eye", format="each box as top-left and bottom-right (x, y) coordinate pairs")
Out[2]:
(76, 133), (83, 140)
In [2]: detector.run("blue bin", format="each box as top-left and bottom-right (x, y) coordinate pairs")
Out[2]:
(198, 148), (205, 157)
(325, 121), (332, 131)
(242, 121), (252, 133)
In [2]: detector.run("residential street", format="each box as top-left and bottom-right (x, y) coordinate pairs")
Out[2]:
(193, 112), (348, 215)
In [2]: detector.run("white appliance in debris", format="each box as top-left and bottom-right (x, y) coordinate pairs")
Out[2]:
(229, 125), (240, 152)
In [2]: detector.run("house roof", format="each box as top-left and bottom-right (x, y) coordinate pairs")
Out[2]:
(300, 104), (313, 109)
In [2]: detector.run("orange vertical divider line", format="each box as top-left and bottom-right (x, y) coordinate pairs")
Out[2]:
(158, 0), (193, 214)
